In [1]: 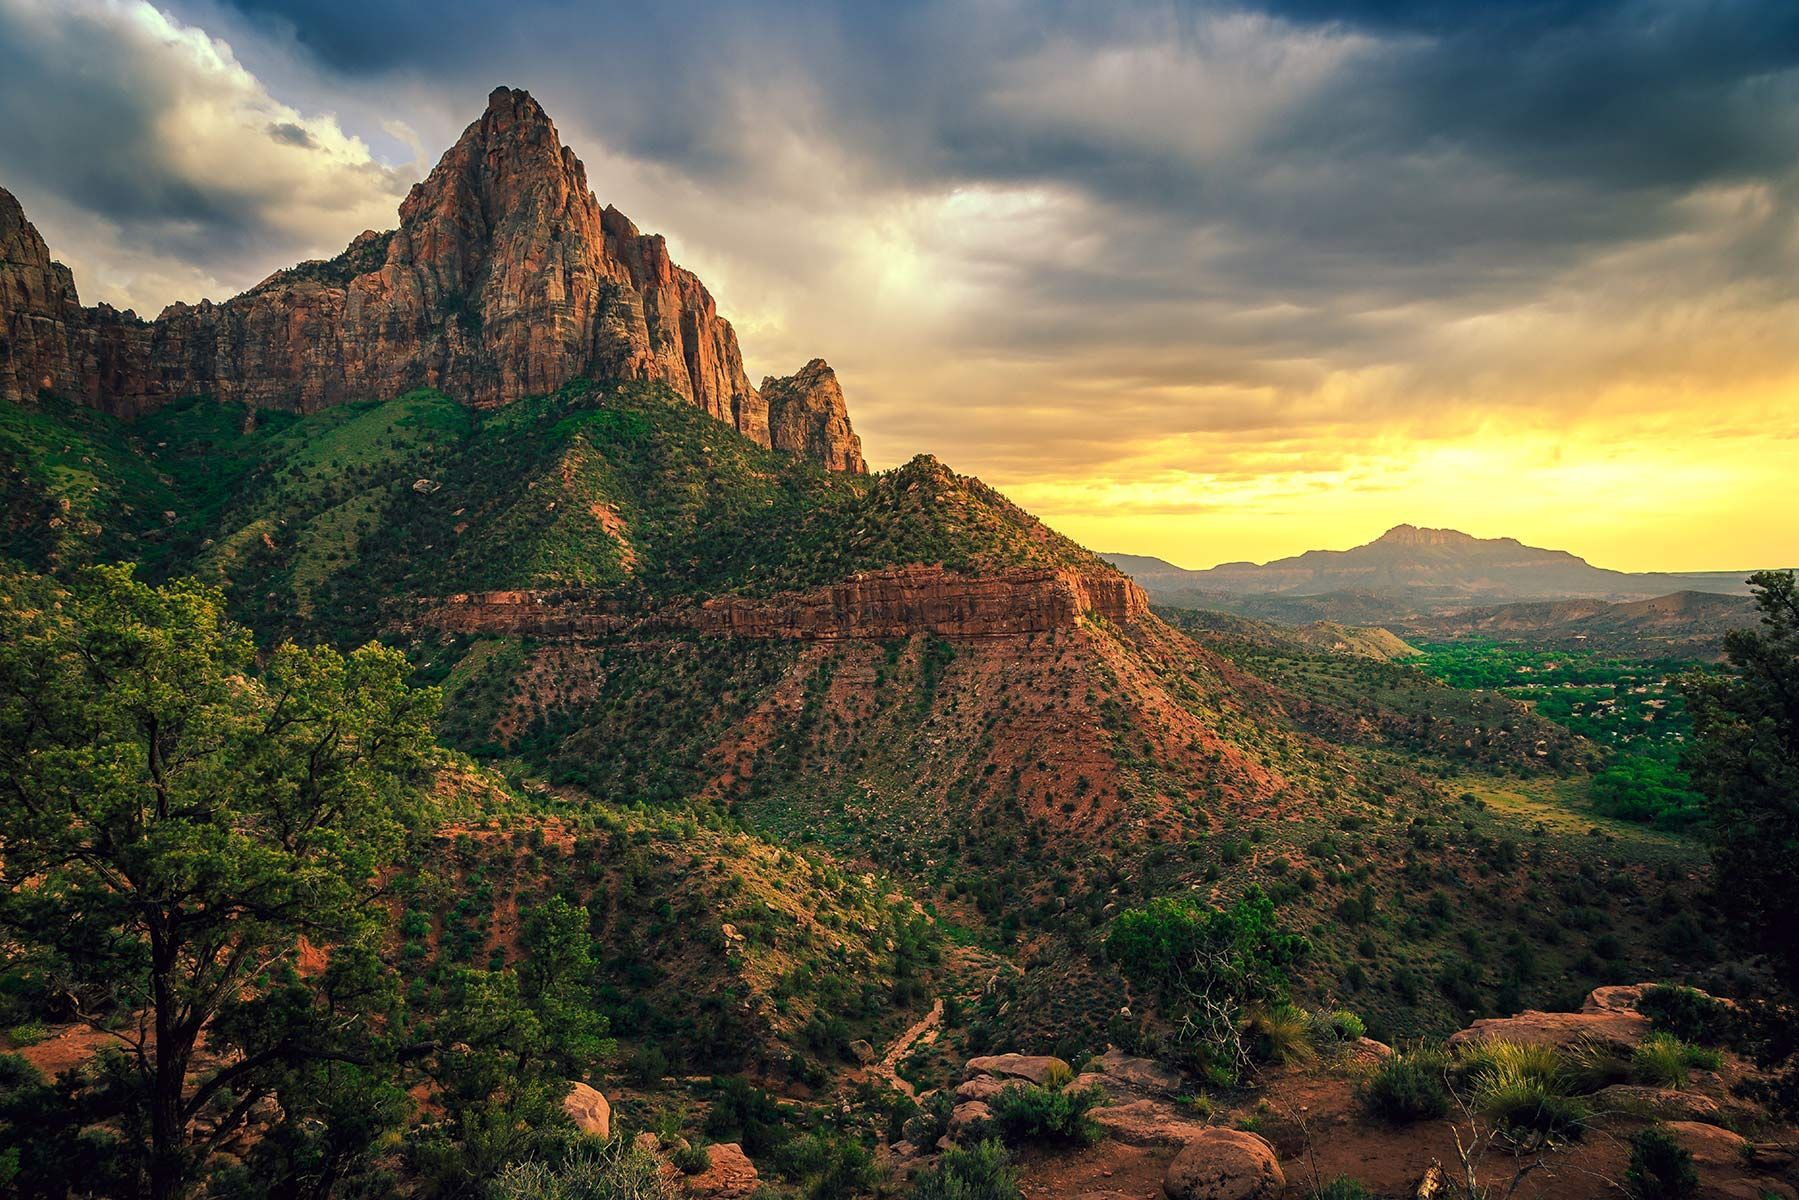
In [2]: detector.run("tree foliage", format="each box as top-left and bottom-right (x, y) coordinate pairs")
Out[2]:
(0, 564), (438, 1200)
(1681, 570), (1799, 986)
(1107, 886), (1308, 1075)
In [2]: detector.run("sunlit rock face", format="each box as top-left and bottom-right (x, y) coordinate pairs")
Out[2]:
(0, 88), (866, 471)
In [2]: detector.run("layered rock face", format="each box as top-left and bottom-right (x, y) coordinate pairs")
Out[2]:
(0, 88), (864, 470)
(408, 565), (1149, 641)
(761, 358), (865, 474)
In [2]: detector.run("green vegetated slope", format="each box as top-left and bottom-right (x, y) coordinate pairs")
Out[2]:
(397, 780), (946, 1083)
(2, 383), (1107, 643)
(0, 386), (1725, 1058)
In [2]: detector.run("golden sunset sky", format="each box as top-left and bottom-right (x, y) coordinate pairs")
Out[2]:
(2, 0), (1794, 571)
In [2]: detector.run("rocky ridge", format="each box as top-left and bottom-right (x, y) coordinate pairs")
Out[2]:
(0, 88), (865, 472)
(407, 566), (1147, 642)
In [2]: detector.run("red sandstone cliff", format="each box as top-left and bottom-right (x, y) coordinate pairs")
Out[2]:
(406, 566), (1148, 641)
(0, 88), (863, 471)
(762, 359), (866, 474)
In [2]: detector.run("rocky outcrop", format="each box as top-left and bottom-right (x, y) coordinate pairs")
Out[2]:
(408, 566), (1150, 642)
(1162, 1129), (1283, 1200)
(1446, 1001), (1650, 1051)
(680, 1142), (759, 1199)
(963, 1053), (1073, 1086)
(562, 1080), (611, 1138)
(761, 359), (865, 474)
(0, 89), (864, 471)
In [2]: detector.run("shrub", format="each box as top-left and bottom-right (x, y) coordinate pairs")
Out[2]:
(1624, 1126), (1698, 1200)
(1562, 1037), (1633, 1093)
(6, 1022), (48, 1048)
(1245, 1003), (1315, 1065)
(909, 1139), (1022, 1200)
(1310, 1179), (1374, 1200)
(1460, 1042), (1585, 1143)
(1360, 1047), (1452, 1123)
(904, 1090), (956, 1148)
(1307, 1009), (1366, 1049)
(988, 1081), (1106, 1147)
(1631, 1033), (1722, 1089)
(492, 1142), (676, 1200)
(669, 1143), (711, 1176)
(1637, 986), (1734, 1046)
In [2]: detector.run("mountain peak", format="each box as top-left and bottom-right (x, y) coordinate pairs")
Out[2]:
(0, 89), (865, 471)
(1373, 524), (1480, 548)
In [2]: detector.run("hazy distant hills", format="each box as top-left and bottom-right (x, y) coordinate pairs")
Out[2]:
(1105, 524), (1758, 608)
(1105, 524), (1771, 656)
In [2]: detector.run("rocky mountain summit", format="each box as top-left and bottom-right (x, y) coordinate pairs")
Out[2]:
(1107, 524), (1756, 611)
(0, 87), (865, 472)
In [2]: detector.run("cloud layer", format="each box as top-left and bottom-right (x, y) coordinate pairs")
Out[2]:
(3, 0), (1795, 570)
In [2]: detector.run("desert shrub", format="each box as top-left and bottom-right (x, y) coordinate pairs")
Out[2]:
(492, 1142), (676, 1200)
(988, 1081), (1106, 1147)
(908, 1139), (1021, 1200)
(1310, 1178), (1374, 1200)
(1637, 986), (1734, 1046)
(628, 1044), (669, 1086)
(904, 1091), (956, 1148)
(775, 1132), (881, 1200)
(1562, 1037), (1633, 1093)
(1460, 1042), (1585, 1143)
(669, 1143), (711, 1176)
(6, 1022), (47, 1047)
(1107, 886), (1307, 1077)
(1360, 1046), (1451, 1123)
(1307, 1009), (1366, 1049)
(1624, 1125), (1698, 1200)
(1245, 1003), (1315, 1065)
(1631, 1033), (1722, 1089)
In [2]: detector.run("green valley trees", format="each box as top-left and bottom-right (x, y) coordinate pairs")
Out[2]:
(1681, 570), (1799, 985)
(0, 565), (438, 1200)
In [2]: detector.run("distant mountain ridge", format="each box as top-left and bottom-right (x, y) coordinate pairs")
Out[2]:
(1105, 524), (1758, 606)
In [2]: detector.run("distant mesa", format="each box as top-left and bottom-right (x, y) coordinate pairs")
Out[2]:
(1104, 524), (1760, 611)
(0, 86), (865, 473)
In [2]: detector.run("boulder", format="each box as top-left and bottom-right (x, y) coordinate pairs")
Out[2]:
(1446, 1007), (1648, 1052)
(955, 1075), (1012, 1103)
(682, 1142), (758, 1199)
(948, 1100), (995, 1142)
(1582, 984), (1647, 1013)
(964, 1053), (1071, 1085)
(1090, 1099), (1216, 1147)
(1092, 1047), (1183, 1095)
(1593, 1085), (1724, 1124)
(1665, 1121), (1749, 1167)
(1163, 1129), (1284, 1200)
(849, 1039), (877, 1065)
(562, 1081), (610, 1139)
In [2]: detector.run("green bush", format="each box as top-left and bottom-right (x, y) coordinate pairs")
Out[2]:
(1306, 1009), (1366, 1049)
(909, 1139), (1022, 1200)
(491, 1142), (676, 1200)
(669, 1143), (711, 1176)
(1310, 1179), (1374, 1200)
(5, 1022), (48, 1048)
(1459, 1042), (1585, 1143)
(1631, 1033), (1722, 1089)
(988, 1081), (1107, 1147)
(1360, 1047), (1452, 1123)
(1624, 1125), (1698, 1200)
(1246, 1003), (1315, 1065)
(904, 1090), (957, 1148)
(1637, 986), (1734, 1046)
